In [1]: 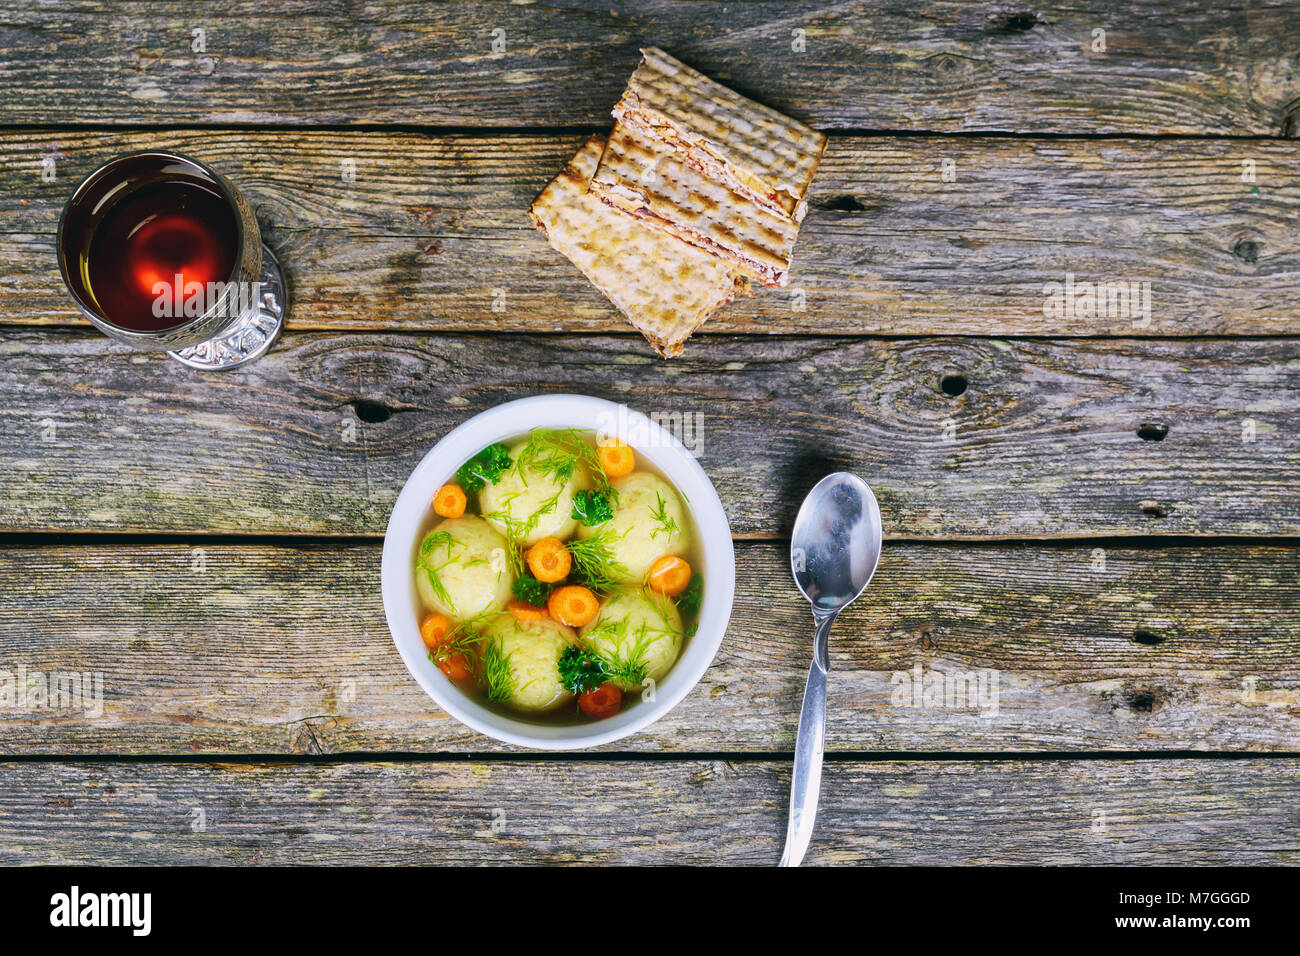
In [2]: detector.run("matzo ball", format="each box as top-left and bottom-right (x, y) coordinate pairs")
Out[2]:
(480, 613), (578, 712)
(578, 472), (690, 584)
(479, 438), (590, 546)
(581, 588), (683, 692)
(416, 515), (512, 620)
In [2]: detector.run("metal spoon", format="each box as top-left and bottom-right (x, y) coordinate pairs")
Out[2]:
(779, 472), (883, 867)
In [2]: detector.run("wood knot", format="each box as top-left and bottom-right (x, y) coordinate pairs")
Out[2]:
(1123, 686), (1162, 713)
(986, 10), (1039, 33)
(1132, 629), (1166, 646)
(940, 373), (968, 397)
(1232, 237), (1261, 264)
(351, 399), (391, 423)
(1106, 684), (1168, 716)
(813, 193), (872, 213)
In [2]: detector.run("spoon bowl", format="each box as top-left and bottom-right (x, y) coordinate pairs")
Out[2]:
(780, 471), (882, 866)
(791, 472), (883, 615)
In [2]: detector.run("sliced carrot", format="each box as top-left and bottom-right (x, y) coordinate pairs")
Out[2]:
(508, 599), (550, 623)
(547, 585), (599, 628)
(419, 612), (451, 649)
(597, 440), (635, 478)
(421, 612), (470, 680)
(526, 537), (571, 583)
(434, 649), (472, 681)
(433, 483), (467, 518)
(578, 682), (622, 719)
(647, 555), (692, 596)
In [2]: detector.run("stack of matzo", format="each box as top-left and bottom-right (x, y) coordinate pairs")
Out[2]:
(530, 48), (826, 357)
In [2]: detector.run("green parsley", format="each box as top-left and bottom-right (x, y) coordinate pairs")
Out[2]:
(511, 573), (552, 608)
(571, 489), (615, 525)
(557, 645), (610, 695)
(675, 572), (704, 620)
(456, 443), (512, 492)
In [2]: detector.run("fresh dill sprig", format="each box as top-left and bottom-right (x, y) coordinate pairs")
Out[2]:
(581, 614), (627, 647)
(582, 591), (684, 689)
(529, 488), (564, 528)
(416, 529), (459, 612)
(579, 616), (641, 687)
(644, 589), (686, 639)
(566, 527), (630, 592)
(648, 490), (680, 541)
(479, 493), (527, 577)
(427, 609), (495, 673)
(514, 428), (612, 492)
(598, 620), (655, 689)
(482, 485), (565, 576)
(482, 636), (517, 702)
(419, 529), (453, 563)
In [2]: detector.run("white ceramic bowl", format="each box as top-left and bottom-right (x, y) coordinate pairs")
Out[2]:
(381, 394), (736, 750)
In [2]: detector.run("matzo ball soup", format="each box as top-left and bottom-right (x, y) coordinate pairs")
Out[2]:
(412, 428), (704, 724)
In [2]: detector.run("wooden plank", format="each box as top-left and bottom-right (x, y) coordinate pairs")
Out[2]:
(1, 758), (1294, 864)
(4, 130), (1299, 336)
(1, 329), (1296, 538)
(1, 2), (1298, 135)
(0, 541), (1295, 755)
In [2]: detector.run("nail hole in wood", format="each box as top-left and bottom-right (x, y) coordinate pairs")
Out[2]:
(352, 399), (391, 424)
(1137, 422), (1169, 441)
(940, 374), (968, 396)
(1132, 629), (1166, 646)
(1139, 501), (1170, 518)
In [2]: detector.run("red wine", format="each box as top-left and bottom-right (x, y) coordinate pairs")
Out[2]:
(62, 159), (239, 333)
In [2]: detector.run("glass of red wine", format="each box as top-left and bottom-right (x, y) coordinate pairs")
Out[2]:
(58, 151), (286, 371)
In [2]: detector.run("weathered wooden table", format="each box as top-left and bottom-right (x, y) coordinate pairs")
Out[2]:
(0, 1), (1296, 865)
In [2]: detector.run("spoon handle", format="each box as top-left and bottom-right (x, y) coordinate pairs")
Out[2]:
(779, 610), (835, 867)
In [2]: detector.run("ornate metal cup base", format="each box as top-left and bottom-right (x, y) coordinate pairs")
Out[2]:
(168, 244), (286, 371)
